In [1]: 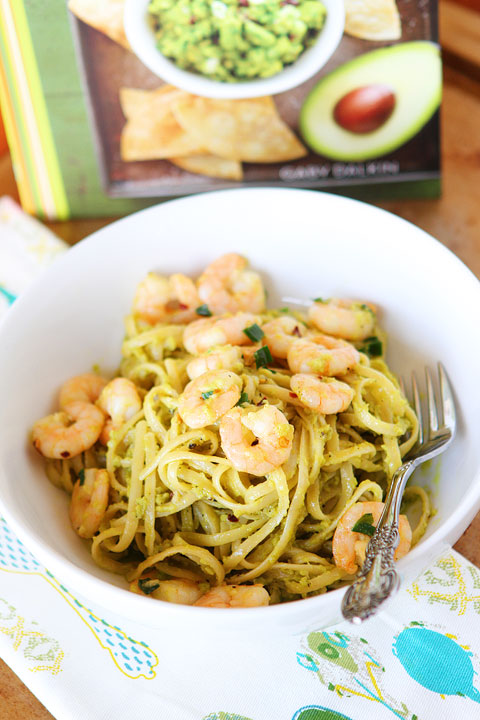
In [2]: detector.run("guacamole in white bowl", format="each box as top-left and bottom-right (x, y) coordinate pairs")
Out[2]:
(148, 0), (327, 83)
(124, 0), (344, 99)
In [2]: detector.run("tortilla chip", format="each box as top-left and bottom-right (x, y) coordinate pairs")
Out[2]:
(68, 0), (130, 49)
(119, 85), (185, 119)
(119, 87), (203, 160)
(173, 96), (307, 163)
(170, 155), (243, 181)
(344, 0), (401, 40)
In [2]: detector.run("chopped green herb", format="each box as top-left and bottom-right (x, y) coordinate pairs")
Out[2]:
(236, 391), (249, 406)
(78, 468), (85, 486)
(359, 303), (374, 315)
(201, 390), (214, 400)
(360, 336), (383, 357)
(254, 345), (273, 369)
(243, 323), (264, 343)
(279, 307), (290, 313)
(352, 513), (376, 536)
(138, 578), (160, 595)
(313, 297), (326, 303)
(195, 304), (212, 317)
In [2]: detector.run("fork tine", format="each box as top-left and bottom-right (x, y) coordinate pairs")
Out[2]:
(426, 367), (439, 437)
(411, 371), (423, 445)
(438, 362), (456, 434)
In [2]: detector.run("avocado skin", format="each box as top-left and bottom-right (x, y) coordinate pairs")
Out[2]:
(299, 42), (442, 162)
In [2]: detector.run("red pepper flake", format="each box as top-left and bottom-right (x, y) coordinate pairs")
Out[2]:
(289, 392), (298, 398)
(190, 15), (196, 23)
(292, 325), (301, 337)
(227, 514), (239, 522)
(239, 0), (249, 5)
(251, 439), (259, 446)
(178, 303), (188, 310)
(61, 451), (70, 458)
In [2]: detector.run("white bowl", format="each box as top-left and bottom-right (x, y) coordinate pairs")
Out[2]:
(124, 0), (345, 99)
(0, 188), (479, 635)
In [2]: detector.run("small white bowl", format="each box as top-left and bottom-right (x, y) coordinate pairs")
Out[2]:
(0, 188), (479, 636)
(124, 0), (345, 99)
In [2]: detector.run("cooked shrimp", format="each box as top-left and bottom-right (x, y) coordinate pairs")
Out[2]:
(197, 253), (265, 315)
(239, 343), (262, 367)
(291, 374), (354, 414)
(332, 501), (412, 574)
(219, 405), (293, 476)
(194, 583), (270, 608)
(32, 401), (105, 459)
(309, 298), (376, 341)
(178, 369), (242, 428)
(58, 373), (107, 408)
(97, 377), (142, 443)
(183, 312), (258, 355)
(186, 345), (243, 380)
(287, 335), (360, 376)
(69, 468), (109, 538)
(262, 316), (306, 359)
(133, 272), (199, 324)
(130, 576), (204, 605)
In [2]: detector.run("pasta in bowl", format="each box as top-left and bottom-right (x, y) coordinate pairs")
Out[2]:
(31, 253), (430, 608)
(0, 188), (478, 631)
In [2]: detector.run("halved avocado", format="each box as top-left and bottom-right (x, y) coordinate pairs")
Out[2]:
(299, 42), (442, 161)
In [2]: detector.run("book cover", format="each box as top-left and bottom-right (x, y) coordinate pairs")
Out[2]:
(0, 0), (441, 219)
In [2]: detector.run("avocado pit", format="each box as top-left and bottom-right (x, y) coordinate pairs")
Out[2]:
(333, 84), (396, 134)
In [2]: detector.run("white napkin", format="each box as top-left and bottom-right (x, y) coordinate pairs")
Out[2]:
(0, 196), (66, 319)
(1, 518), (479, 720)
(1, 198), (480, 720)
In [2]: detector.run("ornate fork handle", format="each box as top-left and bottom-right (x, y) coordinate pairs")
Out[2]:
(341, 460), (416, 623)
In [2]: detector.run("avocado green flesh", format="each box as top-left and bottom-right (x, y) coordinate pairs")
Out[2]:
(300, 42), (442, 161)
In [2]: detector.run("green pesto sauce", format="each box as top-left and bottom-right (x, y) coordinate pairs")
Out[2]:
(148, 0), (327, 82)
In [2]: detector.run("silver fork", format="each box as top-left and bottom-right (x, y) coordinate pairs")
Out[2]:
(341, 362), (457, 624)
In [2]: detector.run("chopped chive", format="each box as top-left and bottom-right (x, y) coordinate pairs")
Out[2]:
(313, 297), (326, 303)
(254, 345), (273, 369)
(360, 336), (383, 357)
(352, 513), (376, 536)
(279, 307), (290, 313)
(201, 390), (214, 400)
(78, 469), (85, 486)
(195, 304), (212, 317)
(243, 323), (264, 343)
(138, 578), (161, 595)
(236, 391), (249, 406)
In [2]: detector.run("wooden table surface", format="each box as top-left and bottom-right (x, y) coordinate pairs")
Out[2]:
(2, 15), (480, 720)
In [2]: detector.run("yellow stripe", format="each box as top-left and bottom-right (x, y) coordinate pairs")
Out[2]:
(4, 0), (69, 218)
(1, 0), (52, 216)
(9, 0), (69, 219)
(0, 13), (36, 213)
